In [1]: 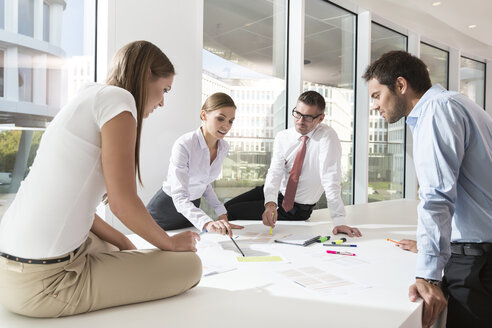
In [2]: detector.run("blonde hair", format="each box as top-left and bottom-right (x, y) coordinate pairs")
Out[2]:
(106, 41), (175, 184)
(201, 92), (236, 119)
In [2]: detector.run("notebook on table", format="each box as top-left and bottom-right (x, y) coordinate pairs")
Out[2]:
(274, 234), (321, 247)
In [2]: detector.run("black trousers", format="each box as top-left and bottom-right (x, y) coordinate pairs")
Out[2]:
(442, 250), (492, 327)
(224, 185), (314, 221)
(146, 189), (201, 230)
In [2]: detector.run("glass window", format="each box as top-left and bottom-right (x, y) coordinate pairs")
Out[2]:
(369, 23), (407, 202)
(202, 0), (287, 215)
(18, 52), (33, 102)
(460, 57), (485, 108)
(0, 50), (4, 97)
(420, 42), (448, 89)
(0, 0), (5, 29)
(303, 0), (356, 206)
(18, 0), (34, 37)
(1, 0), (96, 219)
(43, 2), (50, 42)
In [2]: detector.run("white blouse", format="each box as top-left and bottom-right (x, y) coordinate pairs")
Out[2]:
(162, 128), (228, 231)
(0, 84), (137, 258)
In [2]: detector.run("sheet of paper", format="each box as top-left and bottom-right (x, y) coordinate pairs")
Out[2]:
(237, 255), (284, 262)
(278, 266), (370, 295)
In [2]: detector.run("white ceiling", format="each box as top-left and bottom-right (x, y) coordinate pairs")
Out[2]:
(350, 0), (492, 60)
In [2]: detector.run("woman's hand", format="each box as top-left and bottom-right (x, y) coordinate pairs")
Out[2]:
(170, 231), (200, 252)
(218, 214), (244, 230)
(204, 219), (233, 237)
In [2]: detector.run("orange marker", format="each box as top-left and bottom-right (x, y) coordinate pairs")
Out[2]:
(386, 238), (401, 245)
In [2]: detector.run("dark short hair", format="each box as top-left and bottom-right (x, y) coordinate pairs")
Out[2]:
(362, 51), (431, 94)
(298, 90), (326, 113)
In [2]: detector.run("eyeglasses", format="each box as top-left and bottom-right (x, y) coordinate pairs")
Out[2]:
(291, 108), (323, 123)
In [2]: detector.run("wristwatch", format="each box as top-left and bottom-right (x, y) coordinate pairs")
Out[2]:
(416, 277), (441, 286)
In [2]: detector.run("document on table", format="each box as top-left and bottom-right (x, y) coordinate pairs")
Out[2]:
(274, 234), (320, 246)
(278, 266), (370, 295)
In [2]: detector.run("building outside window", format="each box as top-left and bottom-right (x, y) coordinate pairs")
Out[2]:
(18, 0), (34, 37)
(368, 23), (407, 202)
(303, 0), (356, 206)
(460, 57), (486, 108)
(0, 0), (96, 220)
(420, 42), (449, 89)
(201, 0), (287, 215)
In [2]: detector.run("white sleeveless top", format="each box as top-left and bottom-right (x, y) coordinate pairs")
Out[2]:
(0, 84), (137, 258)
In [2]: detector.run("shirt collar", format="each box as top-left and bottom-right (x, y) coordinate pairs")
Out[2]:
(291, 123), (321, 140)
(196, 127), (224, 150)
(196, 127), (209, 150)
(406, 84), (446, 132)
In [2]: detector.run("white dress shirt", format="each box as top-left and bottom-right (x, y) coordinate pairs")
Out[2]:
(163, 128), (228, 231)
(264, 123), (346, 226)
(0, 84), (137, 258)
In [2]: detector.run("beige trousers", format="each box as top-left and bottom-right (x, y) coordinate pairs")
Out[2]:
(0, 232), (202, 318)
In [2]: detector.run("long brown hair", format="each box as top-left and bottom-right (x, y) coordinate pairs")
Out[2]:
(106, 41), (175, 184)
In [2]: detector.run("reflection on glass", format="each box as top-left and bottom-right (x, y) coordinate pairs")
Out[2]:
(1, 0), (95, 219)
(420, 42), (448, 89)
(0, 51), (4, 97)
(43, 3), (50, 42)
(18, 0), (34, 37)
(18, 52), (33, 102)
(460, 57), (485, 108)
(0, 0), (5, 29)
(202, 0), (287, 214)
(303, 0), (355, 206)
(369, 23), (407, 202)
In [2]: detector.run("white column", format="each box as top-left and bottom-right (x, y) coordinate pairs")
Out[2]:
(5, 0), (18, 33)
(32, 53), (47, 105)
(354, 10), (371, 204)
(448, 48), (461, 92)
(33, 0), (43, 40)
(486, 60), (492, 117)
(4, 47), (19, 101)
(272, 0), (286, 80)
(404, 31), (420, 200)
(287, 0), (305, 128)
(49, 3), (64, 46)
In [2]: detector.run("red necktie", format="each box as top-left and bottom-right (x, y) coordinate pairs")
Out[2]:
(282, 136), (308, 212)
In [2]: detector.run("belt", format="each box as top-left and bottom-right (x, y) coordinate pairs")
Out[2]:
(0, 247), (80, 264)
(450, 243), (492, 256)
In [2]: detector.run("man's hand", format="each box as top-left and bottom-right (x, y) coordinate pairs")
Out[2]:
(262, 202), (277, 227)
(409, 279), (447, 328)
(332, 225), (362, 237)
(398, 239), (418, 253)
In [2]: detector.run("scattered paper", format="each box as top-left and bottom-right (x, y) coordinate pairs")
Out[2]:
(237, 255), (284, 262)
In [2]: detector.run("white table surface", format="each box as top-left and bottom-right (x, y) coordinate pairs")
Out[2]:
(0, 199), (423, 328)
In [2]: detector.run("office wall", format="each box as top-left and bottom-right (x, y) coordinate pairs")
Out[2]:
(99, 0), (203, 203)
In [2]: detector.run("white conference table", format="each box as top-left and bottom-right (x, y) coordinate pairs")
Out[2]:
(0, 199), (424, 328)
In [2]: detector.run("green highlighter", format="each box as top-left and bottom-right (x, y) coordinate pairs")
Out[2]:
(317, 236), (331, 243)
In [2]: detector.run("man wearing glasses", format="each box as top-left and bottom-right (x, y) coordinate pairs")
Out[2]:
(225, 91), (361, 237)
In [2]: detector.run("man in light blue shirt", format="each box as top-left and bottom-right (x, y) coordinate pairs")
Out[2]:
(364, 51), (492, 328)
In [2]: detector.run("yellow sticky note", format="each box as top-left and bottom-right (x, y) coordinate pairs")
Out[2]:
(237, 256), (283, 262)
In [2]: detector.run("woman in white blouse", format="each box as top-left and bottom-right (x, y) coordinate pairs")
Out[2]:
(0, 41), (201, 318)
(147, 93), (243, 237)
